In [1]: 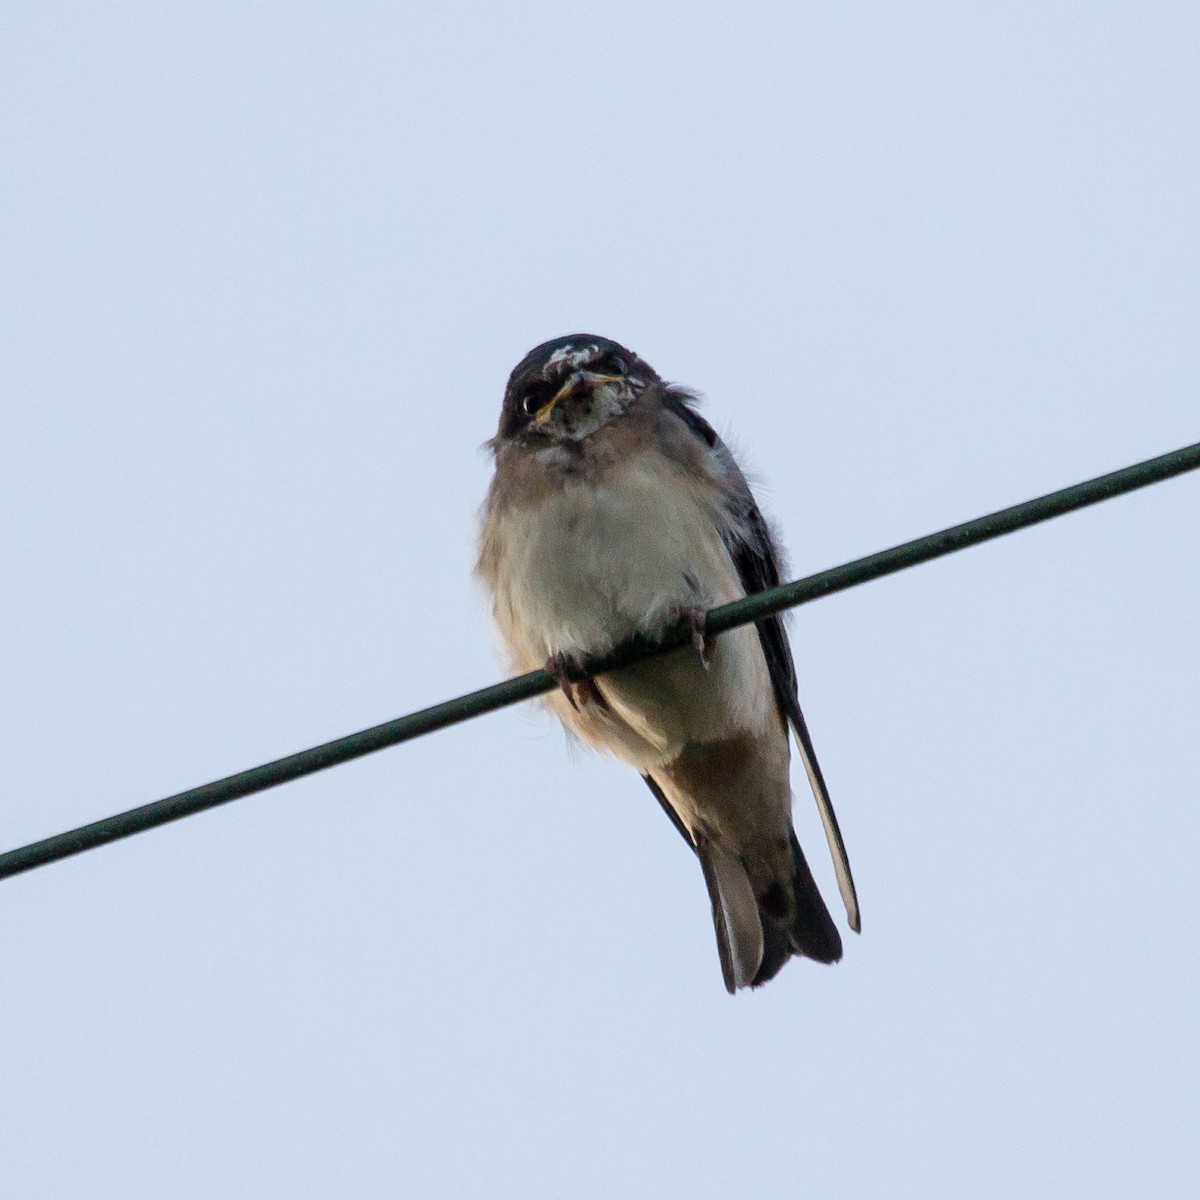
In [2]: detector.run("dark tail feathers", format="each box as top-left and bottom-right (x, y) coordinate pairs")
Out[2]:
(641, 774), (841, 992)
(752, 830), (842, 988)
(699, 829), (842, 993)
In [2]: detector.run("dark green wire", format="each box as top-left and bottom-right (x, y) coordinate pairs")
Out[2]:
(2, 439), (1198, 884)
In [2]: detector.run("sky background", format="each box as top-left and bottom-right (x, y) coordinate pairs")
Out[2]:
(2, 2), (1198, 1196)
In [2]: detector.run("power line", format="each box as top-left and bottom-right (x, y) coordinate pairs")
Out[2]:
(2, 439), (1198, 884)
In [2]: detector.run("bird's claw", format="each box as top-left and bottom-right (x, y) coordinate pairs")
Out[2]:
(673, 606), (713, 670)
(545, 652), (602, 710)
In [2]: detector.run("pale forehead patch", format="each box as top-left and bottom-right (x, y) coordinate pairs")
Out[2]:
(544, 343), (600, 373)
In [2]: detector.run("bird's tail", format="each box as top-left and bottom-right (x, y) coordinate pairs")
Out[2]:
(700, 830), (842, 993)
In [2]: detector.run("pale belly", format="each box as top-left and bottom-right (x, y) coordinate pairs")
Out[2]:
(489, 457), (775, 769)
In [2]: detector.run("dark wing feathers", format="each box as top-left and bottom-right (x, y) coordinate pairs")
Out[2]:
(663, 392), (861, 934)
(642, 772), (738, 993)
(641, 771), (694, 849)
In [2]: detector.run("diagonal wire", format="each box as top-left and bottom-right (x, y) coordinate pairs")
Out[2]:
(2, 439), (1199, 884)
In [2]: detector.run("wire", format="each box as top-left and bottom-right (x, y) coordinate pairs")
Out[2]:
(2, 439), (1199, 884)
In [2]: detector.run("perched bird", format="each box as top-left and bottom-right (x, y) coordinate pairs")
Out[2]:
(477, 334), (859, 992)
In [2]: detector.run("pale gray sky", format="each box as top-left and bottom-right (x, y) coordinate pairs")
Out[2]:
(2, 3), (1198, 1196)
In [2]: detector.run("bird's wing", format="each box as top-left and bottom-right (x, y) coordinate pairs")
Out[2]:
(641, 772), (734, 993)
(661, 392), (861, 933)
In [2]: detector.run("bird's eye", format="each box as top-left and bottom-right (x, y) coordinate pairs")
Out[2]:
(597, 351), (627, 376)
(520, 384), (550, 417)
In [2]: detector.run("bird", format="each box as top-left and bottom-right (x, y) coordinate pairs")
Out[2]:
(476, 334), (859, 992)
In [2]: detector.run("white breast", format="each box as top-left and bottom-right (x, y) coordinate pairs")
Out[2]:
(487, 451), (774, 769)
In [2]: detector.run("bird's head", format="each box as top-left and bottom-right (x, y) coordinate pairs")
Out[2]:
(494, 334), (657, 445)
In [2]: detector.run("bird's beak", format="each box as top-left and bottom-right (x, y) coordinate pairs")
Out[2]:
(534, 373), (584, 424)
(534, 371), (625, 424)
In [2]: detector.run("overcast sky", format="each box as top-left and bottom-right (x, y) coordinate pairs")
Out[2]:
(3, 3), (1198, 1197)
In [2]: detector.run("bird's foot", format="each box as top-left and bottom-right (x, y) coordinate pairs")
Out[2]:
(669, 605), (714, 669)
(544, 651), (603, 711)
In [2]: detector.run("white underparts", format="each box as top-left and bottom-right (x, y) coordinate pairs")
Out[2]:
(489, 450), (774, 770)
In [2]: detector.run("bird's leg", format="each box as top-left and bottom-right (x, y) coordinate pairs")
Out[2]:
(544, 651), (604, 711)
